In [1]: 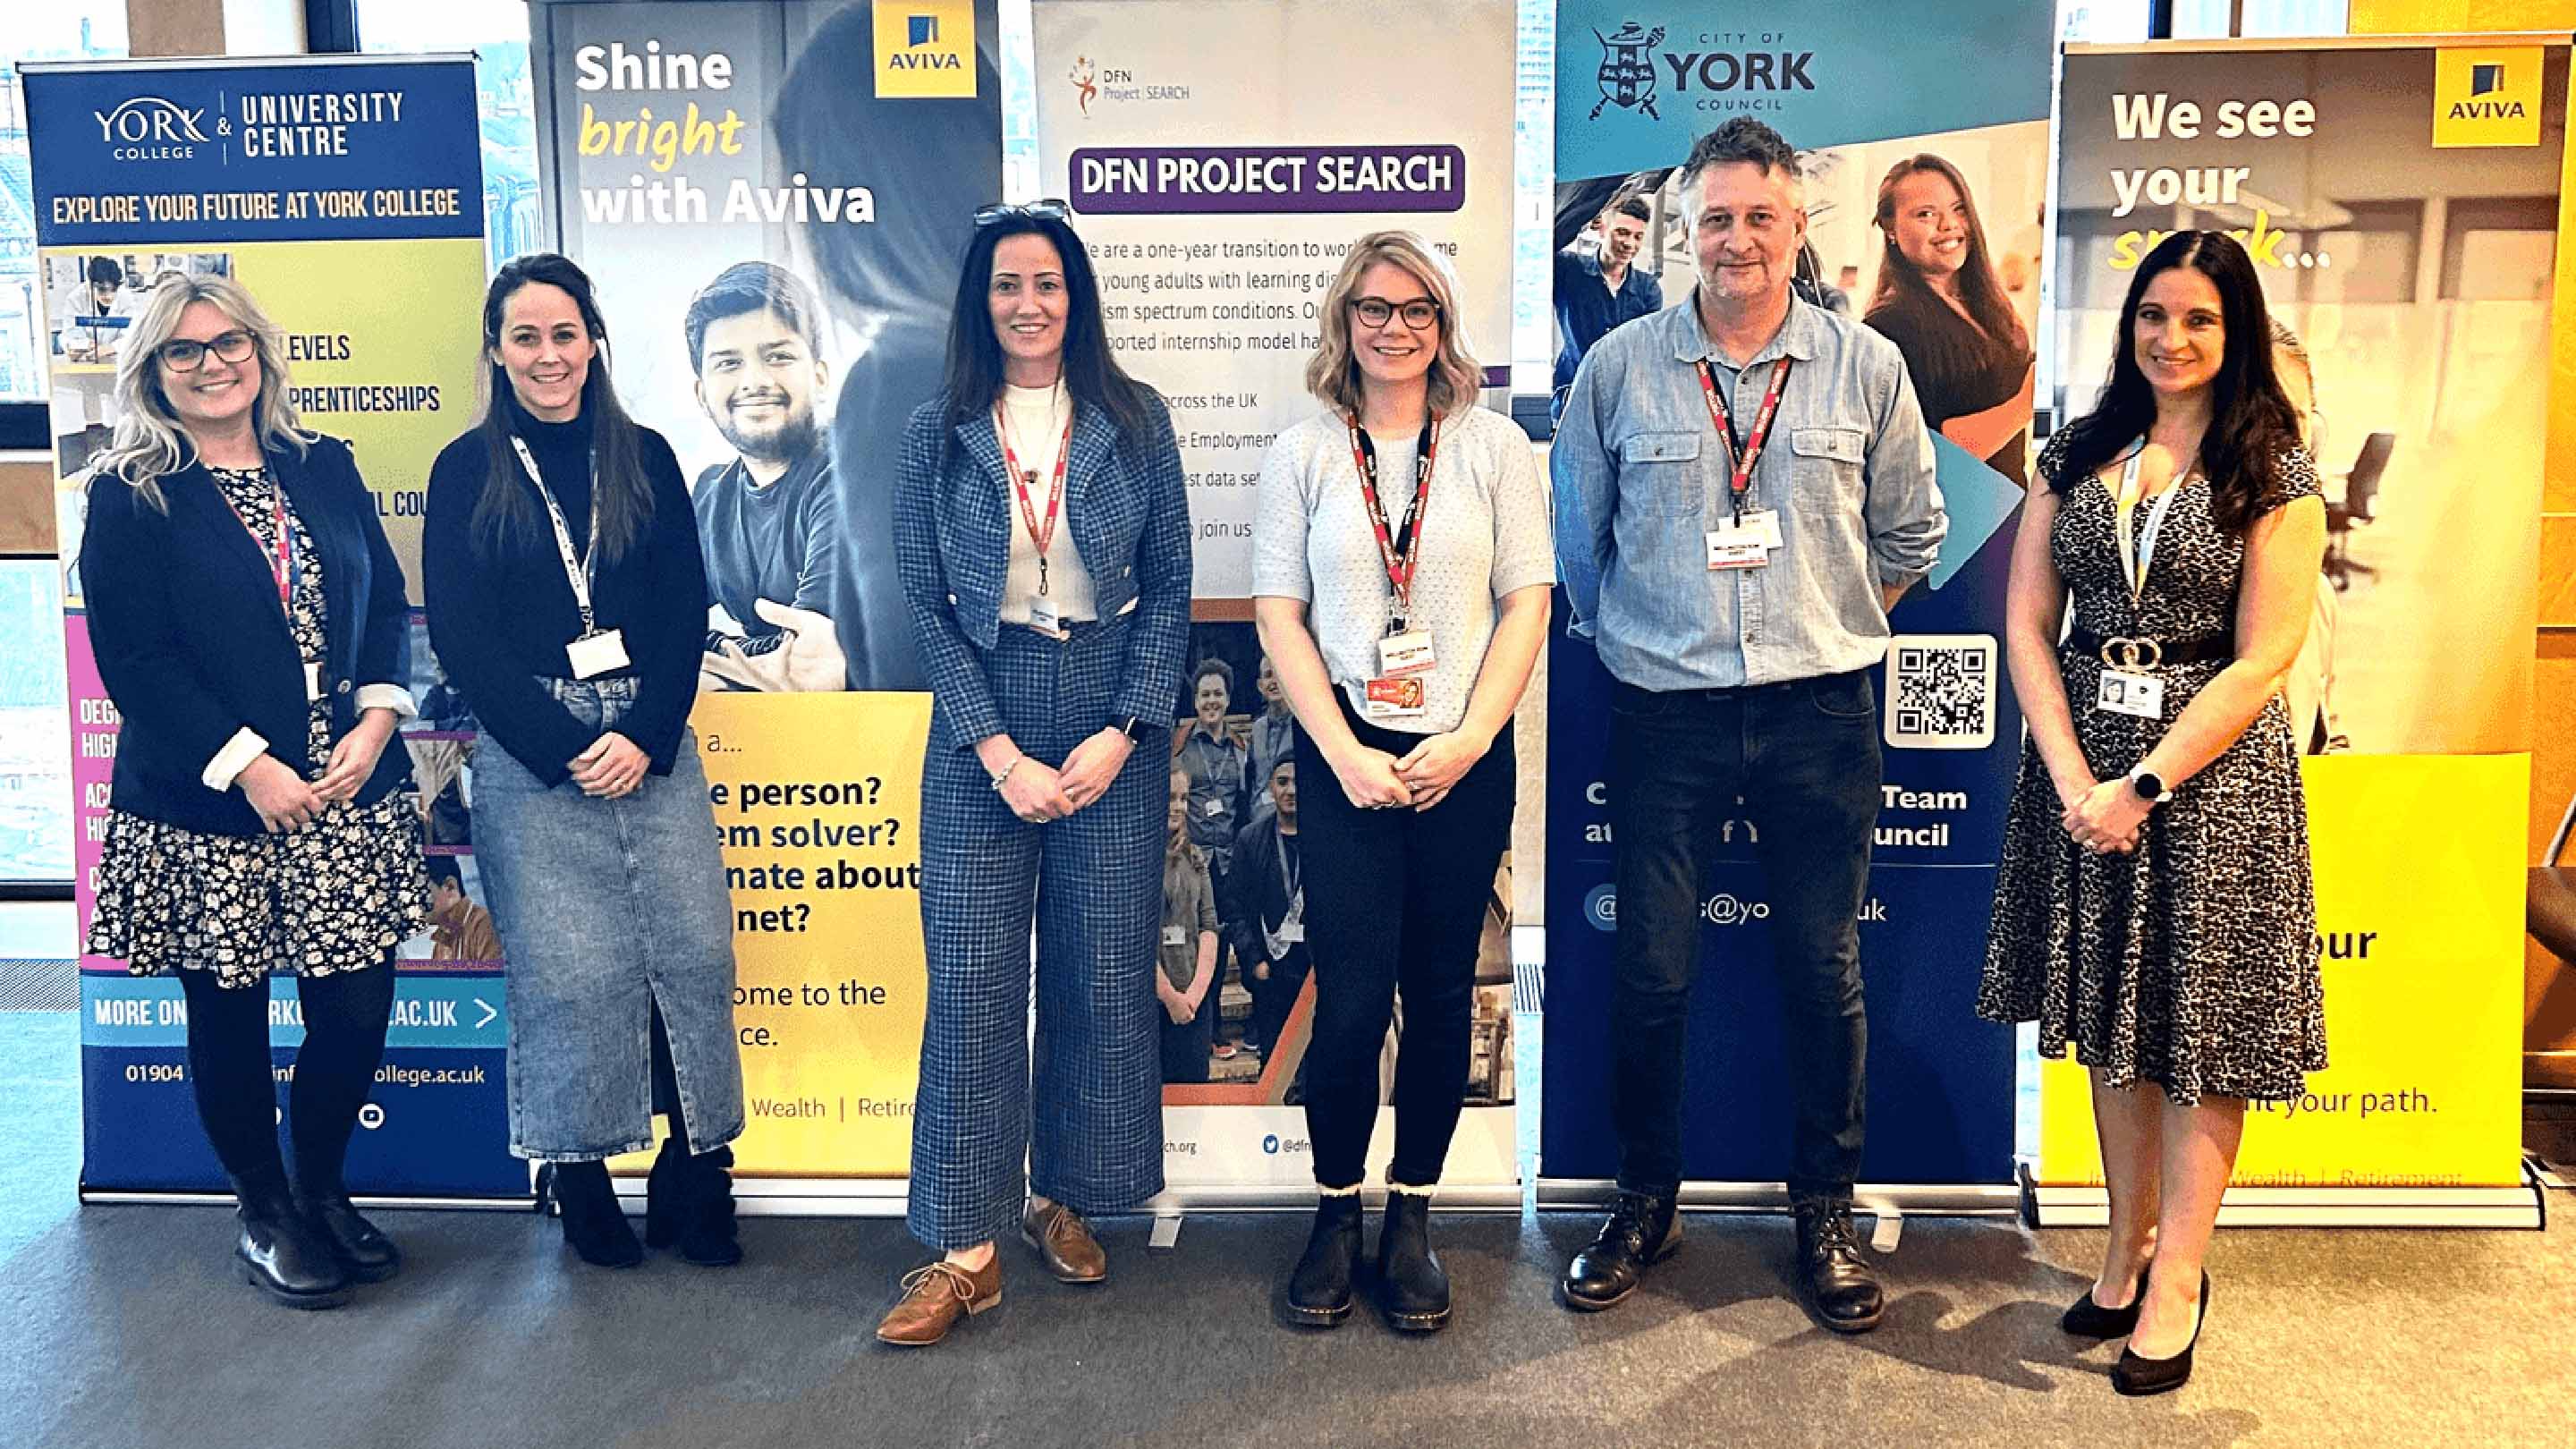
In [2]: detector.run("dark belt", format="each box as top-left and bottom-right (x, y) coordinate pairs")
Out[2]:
(2065, 628), (2233, 668)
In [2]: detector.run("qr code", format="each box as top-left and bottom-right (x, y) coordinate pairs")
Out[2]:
(1883, 633), (1997, 750)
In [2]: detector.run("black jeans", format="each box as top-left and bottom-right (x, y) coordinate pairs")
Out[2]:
(181, 962), (397, 1199)
(1296, 707), (1514, 1190)
(1606, 669), (1880, 1207)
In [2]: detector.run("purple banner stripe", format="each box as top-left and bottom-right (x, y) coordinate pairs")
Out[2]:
(1072, 145), (1466, 215)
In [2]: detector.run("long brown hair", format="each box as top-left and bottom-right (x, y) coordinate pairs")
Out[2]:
(470, 253), (654, 564)
(1867, 155), (2027, 355)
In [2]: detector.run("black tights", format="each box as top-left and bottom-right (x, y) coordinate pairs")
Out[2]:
(181, 962), (395, 1200)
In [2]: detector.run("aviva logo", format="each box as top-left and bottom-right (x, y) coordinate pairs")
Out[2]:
(876, 0), (975, 98)
(2433, 46), (2543, 148)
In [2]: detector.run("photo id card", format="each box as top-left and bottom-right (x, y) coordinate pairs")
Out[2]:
(1361, 674), (1426, 721)
(304, 662), (324, 702)
(1377, 628), (1435, 676)
(565, 628), (631, 681)
(1162, 924), (1188, 946)
(1027, 597), (1068, 639)
(2097, 669), (2164, 719)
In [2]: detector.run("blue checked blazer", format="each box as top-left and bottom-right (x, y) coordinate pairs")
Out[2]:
(894, 389), (1194, 752)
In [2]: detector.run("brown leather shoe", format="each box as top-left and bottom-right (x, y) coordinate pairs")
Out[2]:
(874, 1257), (1003, 1347)
(1020, 1199), (1107, 1284)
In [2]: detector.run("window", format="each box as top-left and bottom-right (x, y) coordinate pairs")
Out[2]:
(2441, 197), (2559, 302)
(1, 6), (131, 406)
(357, 0), (541, 272)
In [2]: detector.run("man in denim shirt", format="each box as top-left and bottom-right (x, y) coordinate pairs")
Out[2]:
(1553, 195), (1664, 424)
(1552, 118), (1945, 1335)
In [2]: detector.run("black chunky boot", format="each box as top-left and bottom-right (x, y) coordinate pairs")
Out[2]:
(1374, 1187), (1451, 1333)
(294, 1185), (402, 1284)
(1792, 1200), (1885, 1334)
(548, 1159), (644, 1268)
(1284, 1192), (1363, 1327)
(1559, 1188), (1680, 1311)
(233, 1177), (353, 1309)
(644, 1110), (741, 1267)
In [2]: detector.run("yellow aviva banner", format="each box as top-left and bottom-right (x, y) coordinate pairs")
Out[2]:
(618, 692), (930, 1177)
(2040, 756), (2530, 1188)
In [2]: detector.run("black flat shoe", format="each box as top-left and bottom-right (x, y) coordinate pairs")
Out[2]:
(299, 1192), (402, 1284)
(2112, 1272), (2210, 1397)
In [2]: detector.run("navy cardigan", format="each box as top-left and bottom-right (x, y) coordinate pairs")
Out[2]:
(80, 434), (416, 838)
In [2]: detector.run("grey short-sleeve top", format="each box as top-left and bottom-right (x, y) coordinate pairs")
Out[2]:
(1250, 404), (1555, 734)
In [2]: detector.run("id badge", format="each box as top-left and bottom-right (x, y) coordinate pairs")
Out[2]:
(1739, 508), (1784, 550)
(1162, 924), (1187, 946)
(1361, 674), (1426, 721)
(1706, 523), (1771, 571)
(1377, 628), (1436, 676)
(1027, 597), (1067, 639)
(2097, 669), (2165, 719)
(1201, 795), (1227, 818)
(565, 628), (631, 680)
(1280, 918), (1306, 944)
(303, 662), (324, 702)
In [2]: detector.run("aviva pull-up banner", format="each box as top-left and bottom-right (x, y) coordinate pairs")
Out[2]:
(2041, 38), (2563, 1220)
(1540, 0), (2054, 1202)
(524, 0), (1001, 1188)
(25, 55), (519, 1196)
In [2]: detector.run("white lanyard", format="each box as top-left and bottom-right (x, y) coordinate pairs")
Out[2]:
(508, 435), (603, 636)
(2112, 445), (2188, 608)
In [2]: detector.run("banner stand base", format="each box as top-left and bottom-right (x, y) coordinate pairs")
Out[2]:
(1536, 1178), (2021, 1218)
(80, 1191), (536, 1210)
(2018, 1161), (2548, 1230)
(605, 1181), (1529, 1219)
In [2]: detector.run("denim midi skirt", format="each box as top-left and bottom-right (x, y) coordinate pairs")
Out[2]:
(471, 677), (744, 1161)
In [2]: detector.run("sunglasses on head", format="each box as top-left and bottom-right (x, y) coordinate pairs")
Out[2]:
(974, 199), (1072, 227)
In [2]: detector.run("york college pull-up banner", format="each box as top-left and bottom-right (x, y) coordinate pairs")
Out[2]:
(1542, 0), (2054, 1205)
(23, 54), (518, 1197)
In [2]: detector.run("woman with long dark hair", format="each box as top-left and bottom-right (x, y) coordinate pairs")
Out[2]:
(80, 273), (429, 1308)
(1979, 231), (2327, 1395)
(1863, 154), (2035, 476)
(422, 254), (744, 1271)
(875, 206), (1191, 1349)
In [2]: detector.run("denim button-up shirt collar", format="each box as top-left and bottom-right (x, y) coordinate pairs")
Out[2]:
(1552, 292), (1945, 691)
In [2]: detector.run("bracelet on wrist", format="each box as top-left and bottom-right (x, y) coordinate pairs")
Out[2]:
(989, 756), (1024, 792)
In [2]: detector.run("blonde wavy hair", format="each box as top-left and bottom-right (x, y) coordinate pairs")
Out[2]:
(87, 272), (310, 511)
(1303, 230), (1483, 419)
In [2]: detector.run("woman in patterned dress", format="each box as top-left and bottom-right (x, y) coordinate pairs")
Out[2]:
(80, 275), (430, 1309)
(1979, 231), (2326, 1395)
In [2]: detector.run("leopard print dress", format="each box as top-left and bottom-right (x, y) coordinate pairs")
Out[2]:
(84, 464), (432, 988)
(1977, 431), (2326, 1105)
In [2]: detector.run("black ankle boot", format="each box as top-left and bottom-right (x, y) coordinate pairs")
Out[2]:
(1792, 1200), (1885, 1334)
(644, 1114), (741, 1267)
(1284, 1193), (1363, 1327)
(1559, 1188), (1680, 1311)
(294, 1184), (402, 1284)
(548, 1160), (643, 1268)
(233, 1180), (352, 1309)
(1374, 1188), (1451, 1333)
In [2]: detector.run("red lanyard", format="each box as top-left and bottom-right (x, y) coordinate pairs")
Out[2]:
(1345, 415), (1439, 625)
(1695, 357), (1792, 519)
(996, 399), (1074, 597)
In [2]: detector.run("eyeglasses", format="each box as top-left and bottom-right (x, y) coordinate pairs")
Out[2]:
(158, 330), (255, 372)
(974, 199), (1072, 227)
(1350, 297), (1442, 331)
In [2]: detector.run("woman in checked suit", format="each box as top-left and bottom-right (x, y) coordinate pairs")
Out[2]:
(876, 202), (1193, 1348)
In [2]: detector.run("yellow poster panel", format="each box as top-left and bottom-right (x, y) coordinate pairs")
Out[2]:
(616, 691), (932, 1177)
(2039, 754), (2528, 1189)
(40, 236), (486, 607)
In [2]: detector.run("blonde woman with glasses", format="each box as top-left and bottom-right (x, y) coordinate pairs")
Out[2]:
(79, 274), (430, 1309)
(1251, 230), (1553, 1332)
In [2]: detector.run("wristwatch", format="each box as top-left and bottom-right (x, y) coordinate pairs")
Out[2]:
(2125, 767), (2173, 804)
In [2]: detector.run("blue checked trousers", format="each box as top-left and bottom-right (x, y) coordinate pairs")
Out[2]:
(908, 617), (1166, 1249)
